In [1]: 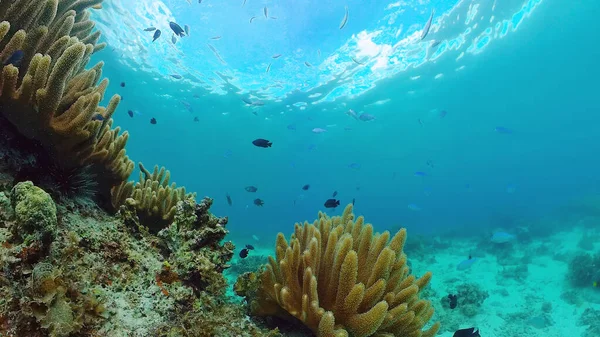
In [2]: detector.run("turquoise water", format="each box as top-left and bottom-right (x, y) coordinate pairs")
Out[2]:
(91, 0), (599, 247)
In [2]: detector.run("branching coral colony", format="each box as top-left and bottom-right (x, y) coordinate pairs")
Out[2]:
(236, 204), (441, 337)
(0, 0), (134, 202)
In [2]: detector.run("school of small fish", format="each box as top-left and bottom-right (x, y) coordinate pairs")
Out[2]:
(121, 4), (500, 219)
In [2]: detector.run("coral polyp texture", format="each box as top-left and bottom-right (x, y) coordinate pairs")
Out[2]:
(237, 204), (441, 337)
(111, 162), (193, 233)
(0, 0), (134, 199)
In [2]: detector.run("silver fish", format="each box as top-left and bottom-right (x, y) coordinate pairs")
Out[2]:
(264, 7), (268, 18)
(144, 27), (156, 31)
(339, 6), (349, 29)
(421, 9), (435, 40)
(304, 61), (312, 67)
(266, 63), (271, 73)
(210, 36), (221, 40)
(250, 16), (257, 23)
(184, 24), (190, 36)
(207, 44), (227, 64)
(272, 54), (281, 58)
(172, 34), (177, 44)
(351, 56), (364, 65)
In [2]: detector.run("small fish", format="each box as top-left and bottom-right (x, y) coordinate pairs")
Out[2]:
(91, 114), (105, 121)
(205, 43), (227, 65)
(252, 235), (259, 241)
(252, 138), (272, 148)
(453, 328), (480, 337)
(346, 109), (359, 120)
(448, 294), (458, 309)
(426, 160), (434, 168)
(171, 74), (182, 79)
(358, 113), (376, 121)
(494, 126), (513, 134)
(304, 61), (312, 67)
(245, 186), (258, 193)
(127, 110), (134, 117)
(242, 0), (247, 6)
(239, 248), (249, 258)
(272, 54), (282, 58)
(302, 184), (310, 191)
(171, 34), (177, 44)
(431, 40), (442, 48)
(169, 22), (186, 37)
(351, 56), (364, 65)
(254, 198), (264, 207)
(210, 36), (221, 40)
(152, 29), (161, 42)
(287, 124), (296, 131)
(457, 255), (478, 270)
(317, 49), (321, 58)
(418, 118), (424, 126)
(250, 16), (257, 23)
(339, 6), (349, 29)
(312, 128), (327, 133)
(193, 116), (199, 122)
(120, 82), (125, 87)
(490, 232), (515, 244)
(245, 244), (255, 250)
(421, 9), (435, 40)
(414, 171), (427, 177)
(264, 7), (268, 18)
(332, 191), (338, 198)
(266, 63), (271, 73)
(351, 198), (355, 206)
(324, 199), (340, 209)
(407, 203), (421, 211)
(144, 27), (156, 31)
(251, 110), (258, 116)
(348, 163), (361, 169)
(184, 24), (190, 36)
(223, 149), (233, 158)
(3, 50), (24, 67)
(150, 117), (157, 124)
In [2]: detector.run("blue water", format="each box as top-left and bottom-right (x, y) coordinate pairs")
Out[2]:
(91, 0), (600, 248)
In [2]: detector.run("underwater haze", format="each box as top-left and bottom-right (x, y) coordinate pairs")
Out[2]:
(92, 0), (600, 241)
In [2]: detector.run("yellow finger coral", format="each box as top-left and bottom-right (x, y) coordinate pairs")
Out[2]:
(111, 163), (194, 233)
(243, 204), (440, 337)
(0, 0), (133, 199)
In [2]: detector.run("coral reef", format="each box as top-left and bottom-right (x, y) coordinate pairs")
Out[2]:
(236, 204), (440, 337)
(0, 2), (281, 337)
(568, 252), (600, 287)
(111, 163), (192, 233)
(579, 308), (600, 337)
(0, 0), (134, 203)
(0, 181), (279, 336)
